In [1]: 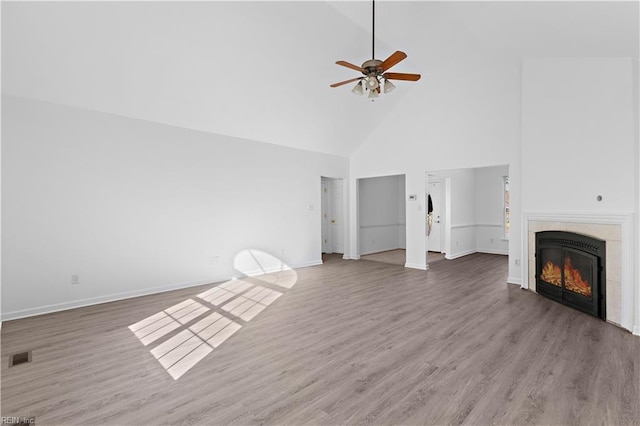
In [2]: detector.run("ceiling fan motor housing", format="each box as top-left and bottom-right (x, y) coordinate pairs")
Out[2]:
(362, 59), (383, 76)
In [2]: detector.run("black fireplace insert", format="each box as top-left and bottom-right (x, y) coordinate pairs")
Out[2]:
(535, 231), (606, 319)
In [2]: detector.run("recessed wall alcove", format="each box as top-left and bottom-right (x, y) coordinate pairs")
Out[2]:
(522, 213), (633, 332)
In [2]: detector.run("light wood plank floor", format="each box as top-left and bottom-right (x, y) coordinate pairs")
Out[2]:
(2, 253), (639, 425)
(360, 249), (407, 266)
(359, 250), (446, 267)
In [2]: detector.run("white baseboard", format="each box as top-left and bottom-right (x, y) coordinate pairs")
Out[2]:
(342, 255), (360, 260)
(1, 259), (323, 322)
(241, 259), (321, 277)
(507, 276), (523, 285)
(633, 325), (640, 336)
(477, 248), (509, 256)
(1, 277), (222, 322)
(405, 262), (428, 271)
(445, 249), (476, 260)
(297, 259), (323, 268)
(360, 247), (404, 256)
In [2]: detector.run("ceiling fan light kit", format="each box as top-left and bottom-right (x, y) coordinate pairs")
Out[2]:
(330, 0), (421, 100)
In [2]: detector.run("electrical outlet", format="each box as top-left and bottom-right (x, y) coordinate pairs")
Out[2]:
(71, 275), (80, 285)
(456, 241), (459, 247)
(490, 238), (494, 243)
(210, 256), (220, 265)
(515, 259), (520, 266)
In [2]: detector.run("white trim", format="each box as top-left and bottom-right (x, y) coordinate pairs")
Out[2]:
(1, 259), (323, 322)
(450, 223), (476, 229)
(450, 223), (505, 228)
(477, 248), (509, 256)
(296, 259), (324, 268)
(445, 249), (476, 260)
(342, 255), (360, 260)
(1, 277), (221, 322)
(633, 325), (640, 336)
(230, 260), (321, 277)
(507, 277), (522, 285)
(521, 211), (634, 222)
(405, 262), (428, 271)
(360, 247), (406, 256)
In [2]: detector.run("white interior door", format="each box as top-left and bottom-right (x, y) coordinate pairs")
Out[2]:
(427, 181), (443, 253)
(329, 179), (344, 254)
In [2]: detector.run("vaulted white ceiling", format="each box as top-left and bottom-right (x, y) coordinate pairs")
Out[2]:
(2, 1), (638, 157)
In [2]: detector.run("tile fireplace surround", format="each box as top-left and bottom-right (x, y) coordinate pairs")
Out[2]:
(522, 212), (637, 334)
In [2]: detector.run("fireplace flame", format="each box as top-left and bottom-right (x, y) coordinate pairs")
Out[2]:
(540, 258), (592, 297)
(564, 257), (591, 298)
(540, 260), (562, 286)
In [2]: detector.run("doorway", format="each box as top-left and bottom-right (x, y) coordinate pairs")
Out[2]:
(321, 177), (344, 257)
(357, 174), (406, 266)
(425, 165), (510, 266)
(427, 178), (444, 253)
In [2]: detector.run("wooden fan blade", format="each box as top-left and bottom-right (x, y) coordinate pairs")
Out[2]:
(380, 51), (407, 72)
(330, 77), (363, 88)
(336, 60), (364, 72)
(383, 72), (421, 81)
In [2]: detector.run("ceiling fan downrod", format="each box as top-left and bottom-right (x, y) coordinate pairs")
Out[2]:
(372, 0), (375, 60)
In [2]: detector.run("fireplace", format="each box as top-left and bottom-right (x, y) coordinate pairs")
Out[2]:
(535, 231), (606, 319)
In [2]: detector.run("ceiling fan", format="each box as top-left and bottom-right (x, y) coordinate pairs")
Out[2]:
(330, 0), (421, 99)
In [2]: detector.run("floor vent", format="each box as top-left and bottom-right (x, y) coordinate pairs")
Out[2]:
(9, 351), (32, 367)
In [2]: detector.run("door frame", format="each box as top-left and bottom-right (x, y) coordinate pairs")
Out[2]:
(320, 176), (346, 260)
(426, 177), (444, 253)
(426, 174), (450, 266)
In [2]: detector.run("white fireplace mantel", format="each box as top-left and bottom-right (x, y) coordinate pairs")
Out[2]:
(521, 211), (636, 335)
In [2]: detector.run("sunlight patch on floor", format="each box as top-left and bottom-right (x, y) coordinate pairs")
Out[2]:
(221, 285), (282, 321)
(147, 312), (243, 380)
(251, 269), (298, 289)
(129, 274), (289, 380)
(197, 279), (253, 305)
(128, 299), (210, 346)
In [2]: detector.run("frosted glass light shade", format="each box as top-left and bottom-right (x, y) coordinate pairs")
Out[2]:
(351, 81), (364, 95)
(384, 79), (396, 93)
(366, 75), (379, 90)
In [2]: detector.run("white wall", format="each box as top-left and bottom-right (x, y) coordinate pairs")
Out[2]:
(475, 165), (509, 255)
(358, 174), (406, 255)
(2, 96), (349, 320)
(349, 59), (522, 274)
(522, 58), (636, 213)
